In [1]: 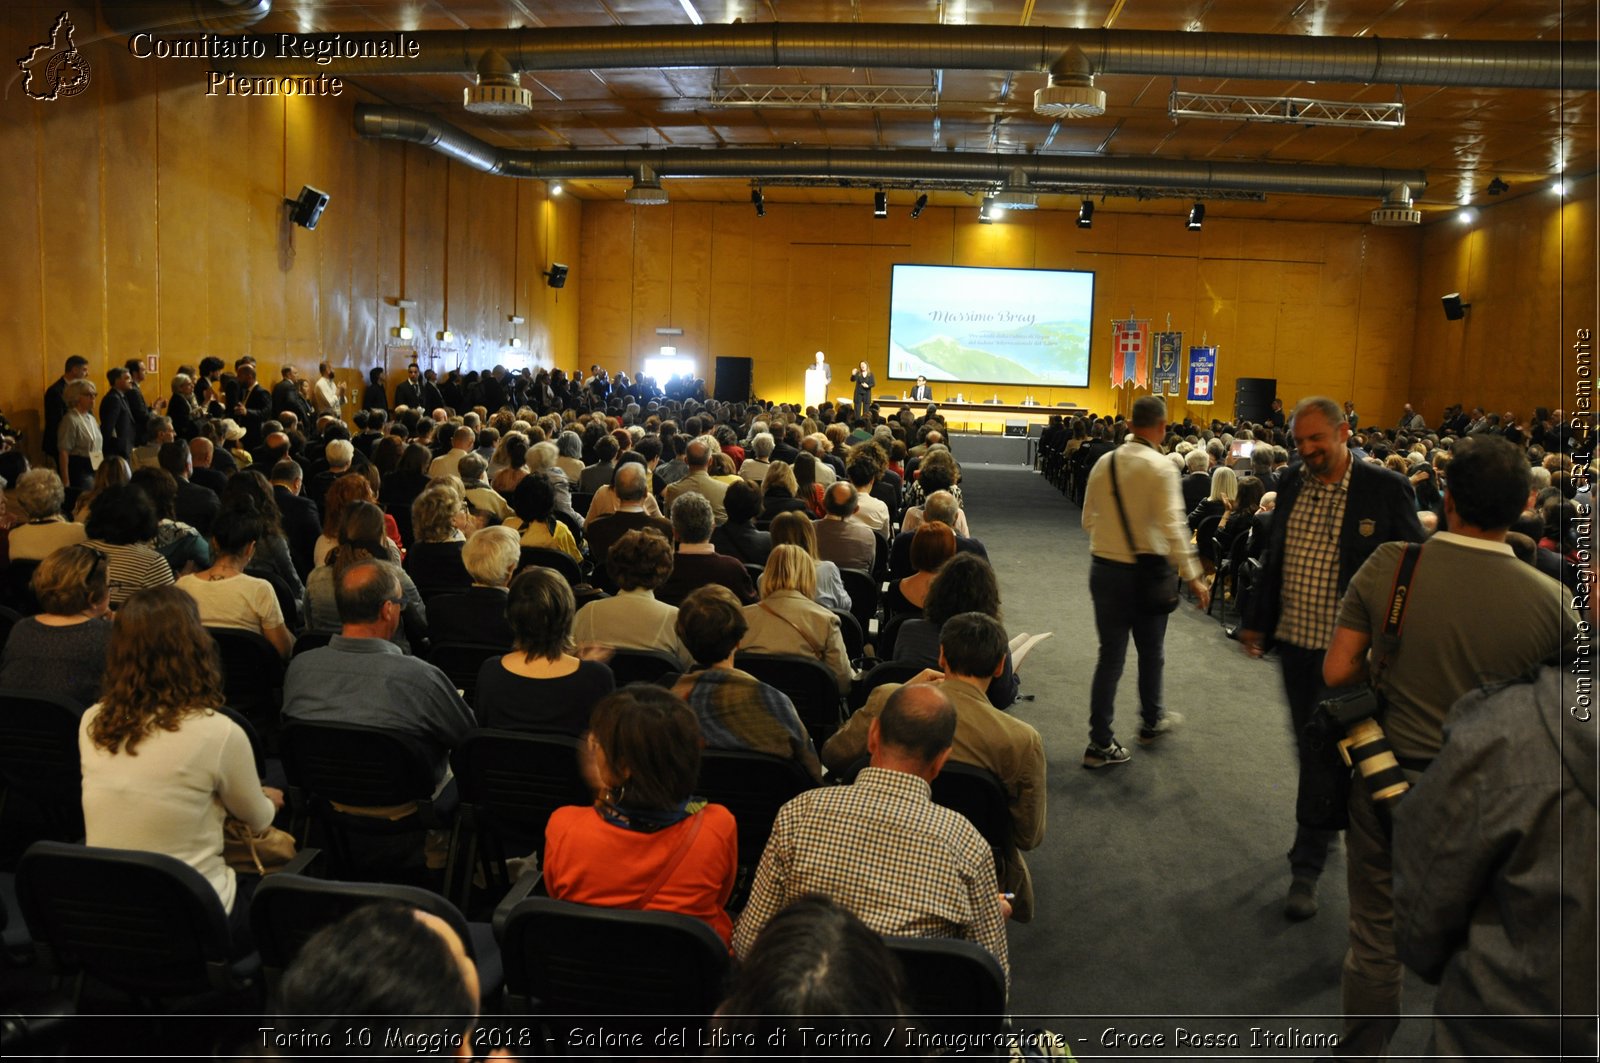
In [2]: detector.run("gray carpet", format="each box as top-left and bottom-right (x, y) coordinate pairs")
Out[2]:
(955, 461), (1437, 1055)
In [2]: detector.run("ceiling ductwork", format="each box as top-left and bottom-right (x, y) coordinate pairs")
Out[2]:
(463, 50), (532, 116)
(1370, 186), (1423, 227)
(230, 23), (1590, 92)
(355, 104), (1426, 209)
(992, 169), (1039, 211)
(625, 165), (669, 206)
(99, 0), (272, 34)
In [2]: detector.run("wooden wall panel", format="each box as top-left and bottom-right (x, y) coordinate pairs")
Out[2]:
(5, 28), (581, 453)
(1409, 174), (1597, 424)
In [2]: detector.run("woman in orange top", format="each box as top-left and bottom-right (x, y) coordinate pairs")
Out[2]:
(542, 685), (738, 946)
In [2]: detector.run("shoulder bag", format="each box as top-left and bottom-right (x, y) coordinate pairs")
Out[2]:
(1108, 451), (1180, 615)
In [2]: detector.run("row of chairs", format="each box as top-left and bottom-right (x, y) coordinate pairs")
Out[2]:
(8, 840), (1005, 1042)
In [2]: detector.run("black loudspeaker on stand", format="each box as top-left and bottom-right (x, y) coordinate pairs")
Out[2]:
(714, 357), (753, 402)
(1234, 377), (1277, 423)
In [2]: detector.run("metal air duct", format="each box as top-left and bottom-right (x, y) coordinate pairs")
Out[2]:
(463, 49), (532, 116)
(230, 24), (1590, 92)
(355, 104), (1426, 205)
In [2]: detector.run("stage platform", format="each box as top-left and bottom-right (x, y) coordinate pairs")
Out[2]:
(950, 432), (1034, 466)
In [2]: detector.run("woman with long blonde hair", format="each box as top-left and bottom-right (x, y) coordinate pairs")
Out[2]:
(79, 586), (281, 949)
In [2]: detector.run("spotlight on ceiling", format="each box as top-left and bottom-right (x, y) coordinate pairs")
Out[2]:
(1186, 202), (1205, 231)
(1459, 208), (1478, 224)
(625, 164), (668, 206)
(1486, 177), (1509, 196)
(978, 195), (997, 224)
(751, 188), (765, 217)
(1077, 200), (1094, 229)
(1553, 181), (1566, 196)
(873, 190), (888, 218)
(910, 193), (928, 219)
(549, 181), (563, 196)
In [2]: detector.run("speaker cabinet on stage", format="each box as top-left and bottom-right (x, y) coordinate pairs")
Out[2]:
(714, 357), (753, 402)
(1234, 377), (1277, 423)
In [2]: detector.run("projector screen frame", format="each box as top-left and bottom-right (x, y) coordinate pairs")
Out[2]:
(885, 263), (1096, 390)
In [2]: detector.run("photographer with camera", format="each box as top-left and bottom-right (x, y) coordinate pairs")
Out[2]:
(1319, 433), (1578, 1059)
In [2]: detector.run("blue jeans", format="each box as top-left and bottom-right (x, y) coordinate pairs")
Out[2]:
(1088, 558), (1169, 747)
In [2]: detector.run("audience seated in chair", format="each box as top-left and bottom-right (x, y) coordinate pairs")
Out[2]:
(669, 585), (823, 783)
(710, 479), (773, 567)
(883, 521), (955, 621)
(813, 482), (877, 574)
(893, 553), (1021, 710)
(177, 507), (293, 659)
(283, 559), (473, 795)
(824, 611), (1045, 924)
(474, 566), (614, 735)
(79, 586), (282, 953)
(8, 469), (86, 562)
(404, 484), (474, 599)
(426, 524), (518, 648)
(734, 681), (1010, 983)
(658, 493), (757, 607)
(543, 685), (738, 946)
(756, 461), (810, 524)
(303, 502), (428, 653)
(0, 543), (112, 707)
(313, 472), (401, 571)
(767, 510), (850, 613)
(83, 483), (175, 607)
(739, 545), (853, 694)
(572, 527), (687, 664)
(582, 460), (674, 584)
(891, 490), (986, 579)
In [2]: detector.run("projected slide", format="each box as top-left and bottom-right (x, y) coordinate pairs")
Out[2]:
(888, 264), (1094, 388)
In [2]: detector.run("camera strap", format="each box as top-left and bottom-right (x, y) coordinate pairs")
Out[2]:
(1107, 450), (1143, 556)
(1370, 542), (1425, 691)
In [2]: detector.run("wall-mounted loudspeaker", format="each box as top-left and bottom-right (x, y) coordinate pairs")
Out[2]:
(714, 356), (753, 402)
(1441, 293), (1468, 320)
(284, 185), (329, 230)
(545, 263), (569, 289)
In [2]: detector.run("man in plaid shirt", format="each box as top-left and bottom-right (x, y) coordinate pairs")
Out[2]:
(1240, 396), (1423, 922)
(733, 683), (1010, 985)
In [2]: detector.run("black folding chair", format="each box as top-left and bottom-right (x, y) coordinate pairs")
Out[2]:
(518, 547), (583, 587)
(17, 840), (261, 1008)
(837, 567), (879, 640)
(291, 629), (334, 657)
(696, 748), (818, 874)
(736, 652), (846, 745)
(207, 626), (285, 731)
(606, 647), (684, 687)
(428, 641), (507, 711)
(494, 894), (730, 1026)
(885, 935), (1008, 1038)
(0, 689), (85, 842)
(251, 865), (502, 1004)
(448, 730), (590, 905)
(279, 721), (450, 883)
(929, 762), (1013, 878)
(0, 561), (41, 615)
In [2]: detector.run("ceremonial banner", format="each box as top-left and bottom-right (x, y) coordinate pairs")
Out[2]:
(1110, 319), (1150, 388)
(1152, 331), (1183, 396)
(1186, 346), (1218, 405)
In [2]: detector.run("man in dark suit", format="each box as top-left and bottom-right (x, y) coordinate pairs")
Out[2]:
(100, 367), (137, 461)
(392, 362), (425, 410)
(44, 355), (91, 465)
(1180, 449), (1212, 514)
(160, 442), (221, 537)
(1240, 396), (1424, 921)
(478, 366), (508, 413)
(123, 359), (154, 445)
(270, 459), (322, 580)
(910, 375), (933, 402)
(583, 462), (674, 585)
(188, 438), (230, 498)
(272, 366), (314, 424)
(234, 363), (272, 445)
(771, 424), (802, 465)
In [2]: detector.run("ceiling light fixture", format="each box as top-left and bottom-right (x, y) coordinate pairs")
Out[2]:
(1370, 186), (1422, 226)
(1459, 208), (1477, 224)
(676, 0), (703, 26)
(1186, 202), (1205, 230)
(910, 193), (928, 219)
(625, 164), (669, 206)
(549, 181), (563, 196)
(1077, 200), (1094, 228)
(978, 195), (997, 224)
(992, 169), (1038, 211)
(1553, 181), (1567, 196)
(873, 190), (888, 218)
(463, 50), (532, 116)
(751, 188), (765, 217)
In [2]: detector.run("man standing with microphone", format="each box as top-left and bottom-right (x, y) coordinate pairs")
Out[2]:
(804, 350), (832, 411)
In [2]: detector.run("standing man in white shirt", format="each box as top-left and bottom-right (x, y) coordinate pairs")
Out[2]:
(1080, 396), (1209, 769)
(312, 361), (346, 419)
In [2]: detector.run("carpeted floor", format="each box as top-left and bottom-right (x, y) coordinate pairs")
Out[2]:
(955, 460), (1438, 1057)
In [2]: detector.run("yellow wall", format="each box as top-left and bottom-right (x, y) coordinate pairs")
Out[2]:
(1, 13), (579, 459)
(1409, 173), (1598, 425)
(579, 200), (1424, 423)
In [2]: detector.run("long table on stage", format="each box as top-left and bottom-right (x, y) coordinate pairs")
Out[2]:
(874, 398), (1088, 433)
